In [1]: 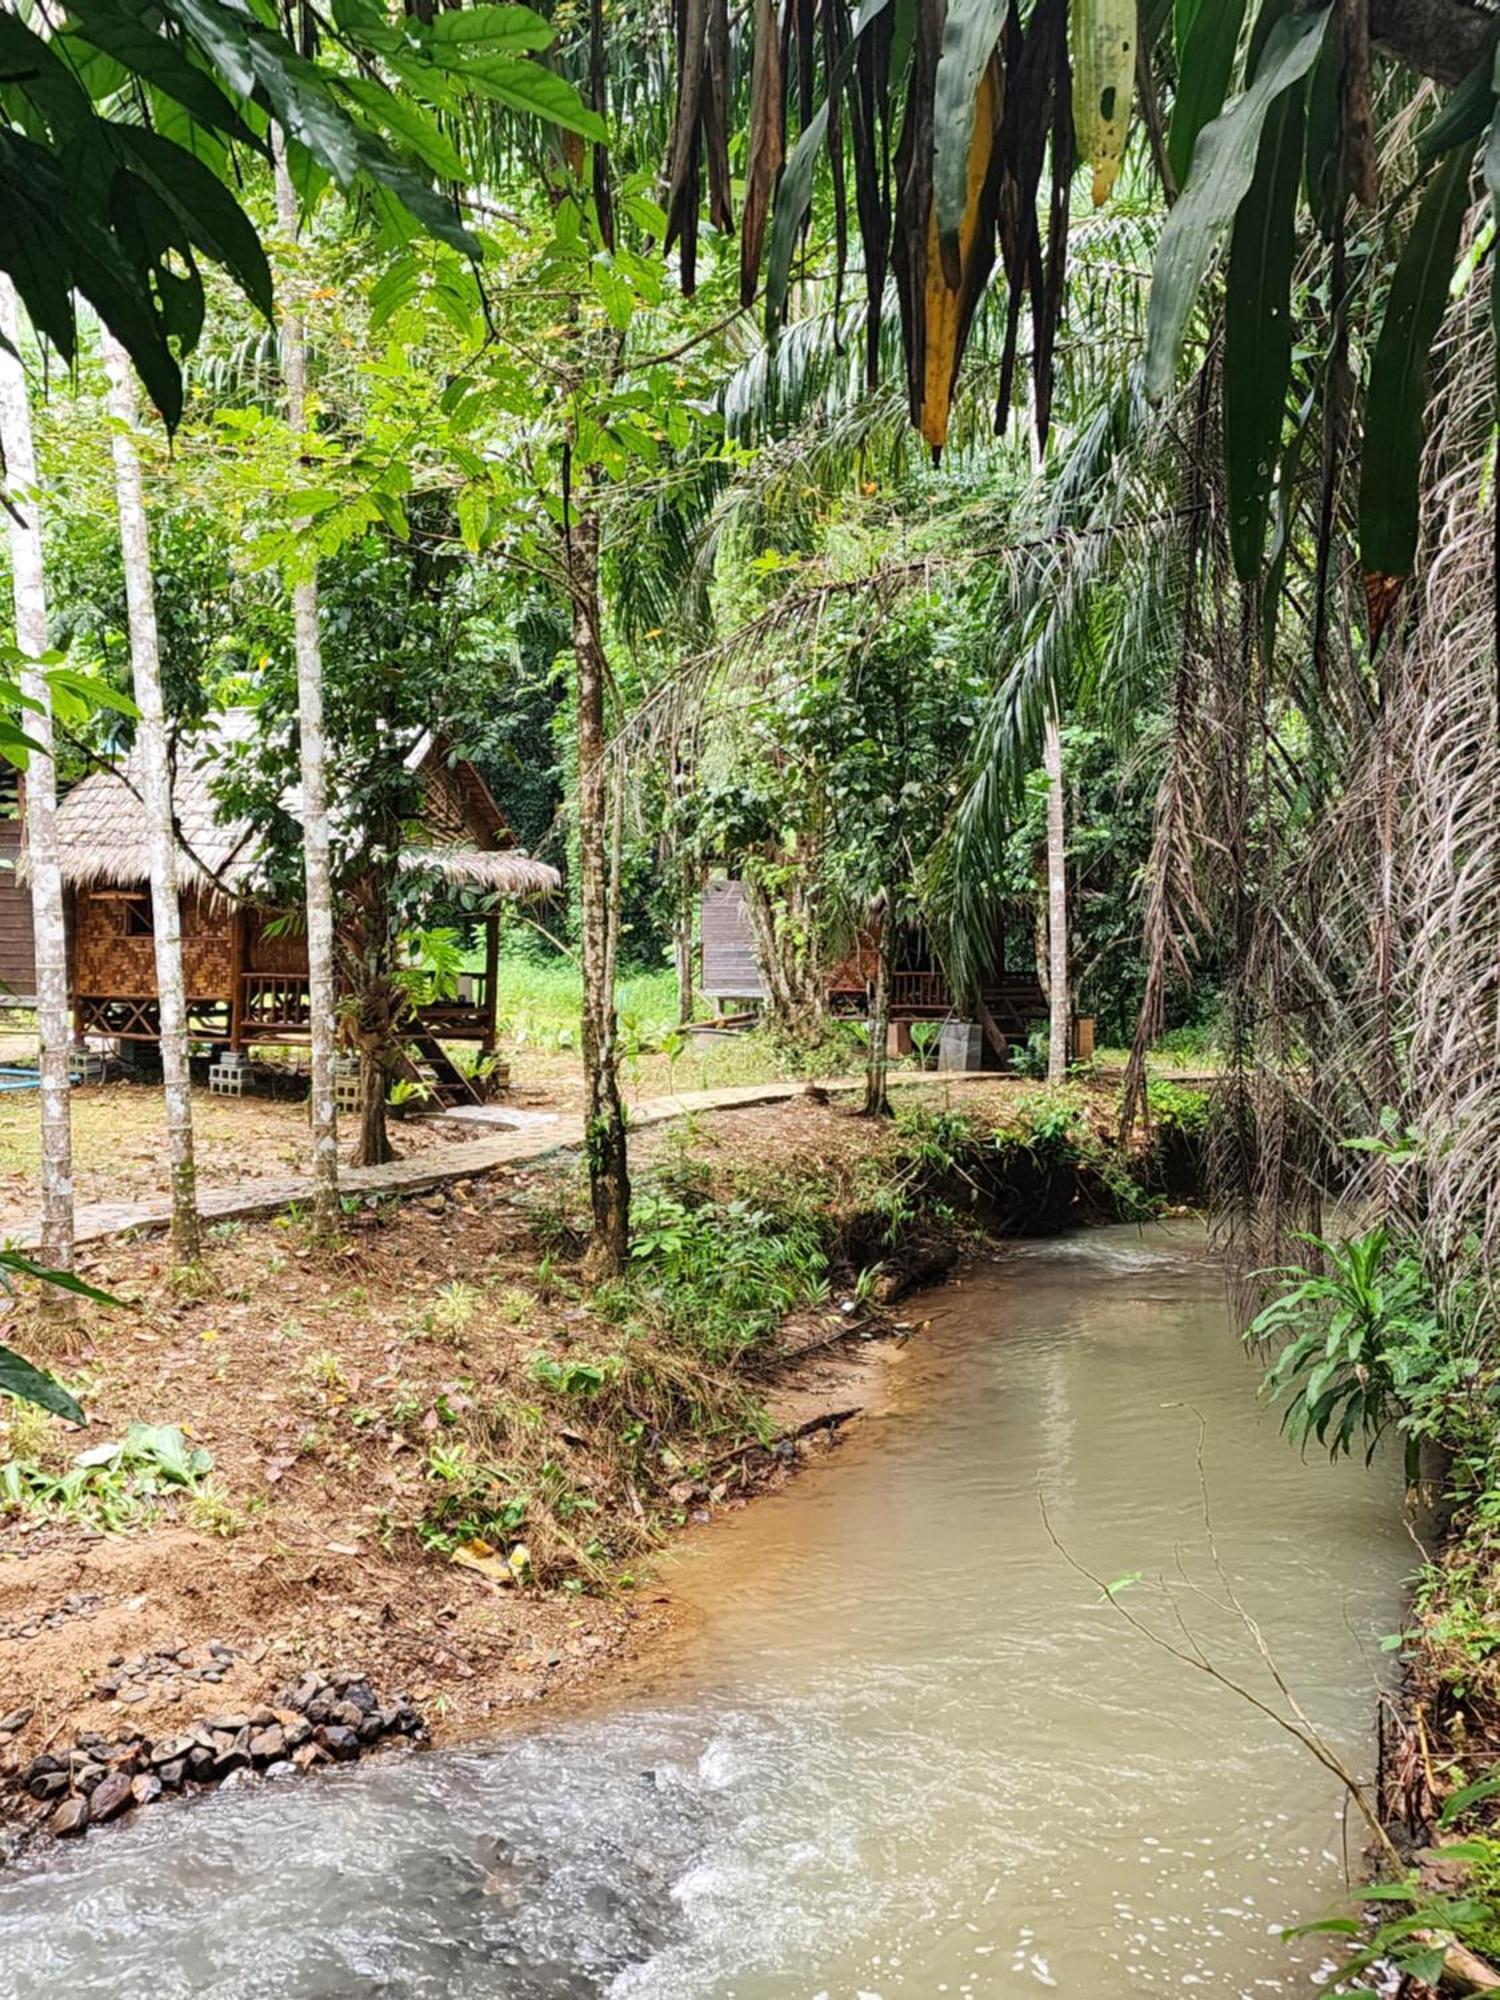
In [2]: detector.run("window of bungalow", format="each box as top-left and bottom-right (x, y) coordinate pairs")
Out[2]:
(123, 893), (154, 938)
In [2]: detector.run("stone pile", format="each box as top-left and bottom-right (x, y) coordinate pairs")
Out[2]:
(17, 1671), (422, 1840)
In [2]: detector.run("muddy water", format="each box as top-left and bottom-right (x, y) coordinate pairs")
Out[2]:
(0, 1224), (1410, 1998)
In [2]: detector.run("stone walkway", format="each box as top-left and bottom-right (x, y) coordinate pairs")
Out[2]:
(53, 1071), (995, 1251)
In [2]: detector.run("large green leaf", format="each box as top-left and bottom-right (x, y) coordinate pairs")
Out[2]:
(114, 125), (273, 317)
(336, 74), (467, 181)
(426, 5), (554, 53)
(1417, 52), (1496, 166)
(63, 0), (258, 144)
(1167, 0), (1247, 186)
(0, 12), (97, 137)
(1302, 6), (1344, 237)
(1359, 143), (1472, 583)
(0, 1344), (84, 1424)
(1145, 3), (1330, 400)
(1224, 15), (1307, 580)
(440, 53), (605, 141)
(932, 0), (1006, 257)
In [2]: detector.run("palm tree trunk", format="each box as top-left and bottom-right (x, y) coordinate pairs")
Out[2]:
(0, 279), (73, 1284)
(863, 896), (892, 1115)
(673, 886), (695, 1026)
(569, 500), (629, 1278)
(1043, 708), (1070, 1083)
(99, 330), (201, 1260)
(273, 136), (339, 1229)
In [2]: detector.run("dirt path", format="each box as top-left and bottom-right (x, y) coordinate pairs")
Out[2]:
(34, 1072), (994, 1250)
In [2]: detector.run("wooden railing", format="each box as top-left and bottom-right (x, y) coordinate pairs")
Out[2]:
(239, 974), (312, 1036)
(235, 970), (494, 1044)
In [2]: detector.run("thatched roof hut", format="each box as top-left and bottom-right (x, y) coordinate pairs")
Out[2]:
(51, 709), (560, 902)
(37, 709), (557, 1054)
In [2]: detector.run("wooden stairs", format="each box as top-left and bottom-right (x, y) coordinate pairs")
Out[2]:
(396, 1030), (484, 1109)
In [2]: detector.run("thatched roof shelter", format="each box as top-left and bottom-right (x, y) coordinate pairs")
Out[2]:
(50, 710), (560, 902)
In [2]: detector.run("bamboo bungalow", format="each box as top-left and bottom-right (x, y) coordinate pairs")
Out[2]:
(36, 711), (557, 1086)
(700, 878), (1085, 1062)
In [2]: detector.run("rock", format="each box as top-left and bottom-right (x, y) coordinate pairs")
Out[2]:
(314, 1724), (359, 1762)
(341, 1682), (377, 1717)
(88, 1772), (134, 1823)
(218, 1768), (256, 1793)
(186, 1747), (216, 1782)
(330, 1701), (364, 1731)
(247, 1706), (279, 1729)
(287, 1674), (322, 1713)
(49, 1798), (89, 1838)
(214, 1734), (250, 1777)
(0, 1706), (33, 1734)
(71, 1761), (106, 1794)
(205, 1714), (250, 1735)
(150, 1735), (195, 1768)
(305, 1693), (334, 1725)
(157, 1760), (185, 1791)
(22, 1754), (64, 1781)
(248, 1726), (285, 1763)
(356, 1713), (383, 1743)
(282, 1717), (312, 1751)
(119, 1687), (149, 1705)
(130, 1773), (162, 1807)
(26, 1770), (68, 1802)
(263, 1760), (298, 1781)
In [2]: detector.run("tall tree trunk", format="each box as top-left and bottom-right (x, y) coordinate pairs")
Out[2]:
(863, 895), (892, 1115)
(274, 137), (339, 1228)
(1043, 708), (1070, 1083)
(0, 278), (73, 1285)
(347, 870), (397, 1169)
(569, 500), (629, 1278)
(99, 330), (201, 1260)
(673, 883), (695, 1026)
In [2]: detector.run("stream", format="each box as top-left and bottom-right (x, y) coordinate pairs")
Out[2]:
(0, 1222), (1411, 1997)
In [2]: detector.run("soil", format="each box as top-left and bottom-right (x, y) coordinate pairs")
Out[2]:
(0, 1081), (458, 1239)
(0, 1087), (1031, 1850)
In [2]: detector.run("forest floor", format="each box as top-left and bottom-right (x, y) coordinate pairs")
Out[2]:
(0, 1078), (1154, 1853)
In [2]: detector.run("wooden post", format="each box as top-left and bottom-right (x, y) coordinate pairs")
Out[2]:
(482, 910), (500, 1052)
(228, 903), (247, 1051)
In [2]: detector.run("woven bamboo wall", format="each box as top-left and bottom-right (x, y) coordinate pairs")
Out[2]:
(74, 888), (233, 999)
(246, 910), (309, 975)
(421, 764), (471, 842)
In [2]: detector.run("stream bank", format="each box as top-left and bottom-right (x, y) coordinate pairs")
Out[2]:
(0, 1078), (1196, 1855)
(0, 1221), (1408, 1996)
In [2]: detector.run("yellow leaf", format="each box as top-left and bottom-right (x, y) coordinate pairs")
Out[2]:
(1071, 0), (1135, 205)
(920, 61), (1002, 450)
(451, 1538), (515, 1584)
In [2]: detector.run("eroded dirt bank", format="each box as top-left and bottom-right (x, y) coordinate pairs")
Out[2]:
(0, 1079), (1179, 1854)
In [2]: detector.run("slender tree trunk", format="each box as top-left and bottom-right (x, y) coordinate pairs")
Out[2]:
(348, 870), (397, 1169)
(863, 897), (892, 1115)
(99, 330), (201, 1260)
(273, 136), (339, 1228)
(673, 883), (695, 1026)
(1043, 708), (1070, 1083)
(0, 279), (73, 1285)
(570, 500), (629, 1278)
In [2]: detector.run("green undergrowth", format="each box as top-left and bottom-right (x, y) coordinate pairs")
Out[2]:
(0, 1420), (219, 1532)
(402, 1091), (1192, 1590)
